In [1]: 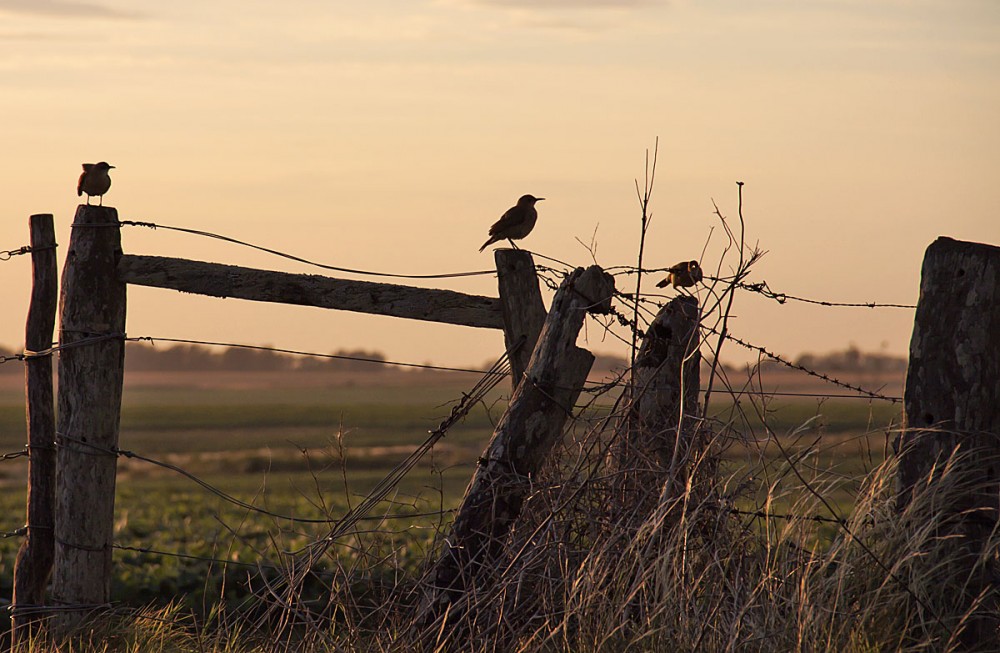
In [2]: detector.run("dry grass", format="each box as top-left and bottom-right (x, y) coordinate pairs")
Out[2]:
(19, 408), (996, 653)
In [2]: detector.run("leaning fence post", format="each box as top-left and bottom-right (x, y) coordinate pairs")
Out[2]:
(50, 206), (126, 637)
(11, 215), (59, 644)
(896, 236), (1000, 645)
(495, 249), (546, 392)
(419, 264), (615, 632)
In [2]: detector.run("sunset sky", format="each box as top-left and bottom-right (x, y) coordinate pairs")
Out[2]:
(2, 0), (998, 370)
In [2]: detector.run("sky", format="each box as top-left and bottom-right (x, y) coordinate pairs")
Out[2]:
(2, 0), (998, 370)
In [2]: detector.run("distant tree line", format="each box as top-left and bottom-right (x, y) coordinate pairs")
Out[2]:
(0, 343), (388, 374)
(769, 344), (907, 373)
(0, 343), (906, 376)
(123, 343), (389, 373)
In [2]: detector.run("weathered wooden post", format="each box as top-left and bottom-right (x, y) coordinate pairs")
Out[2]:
(50, 206), (126, 637)
(896, 237), (1000, 645)
(11, 215), (59, 644)
(419, 264), (615, 630)
(494, 249), (546, 391)
(615, 295), (701, 524)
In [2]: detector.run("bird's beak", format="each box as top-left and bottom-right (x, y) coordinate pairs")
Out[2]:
(109, 165), (116, 169)
(536, 197), (545, 201)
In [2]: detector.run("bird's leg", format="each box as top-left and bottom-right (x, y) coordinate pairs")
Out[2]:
(508, 239), (519, 250)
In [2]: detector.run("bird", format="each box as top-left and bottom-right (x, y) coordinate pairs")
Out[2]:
(77, 162), (115, 206)
(479, 194), (544, 252)
(656, 260), (703, 289)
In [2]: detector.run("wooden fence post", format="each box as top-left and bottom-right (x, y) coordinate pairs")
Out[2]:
(11, 215), (59, 644)
(419, 265), (615, 631)
(896, 236), (1000, 645)
(50, 206), (126, 637)
(615, 295), (701, 525)
(494, 249), (546, 392)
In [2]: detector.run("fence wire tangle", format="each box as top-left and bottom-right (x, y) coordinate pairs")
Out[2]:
(13, 209), (940, 647)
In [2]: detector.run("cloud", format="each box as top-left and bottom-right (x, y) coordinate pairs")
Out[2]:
(442, 0), (666, 34)
(0, 0), (142, 19)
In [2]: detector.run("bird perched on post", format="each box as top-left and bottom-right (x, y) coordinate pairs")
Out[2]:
(656, 260), (703, 289)
(479, 194), (544, 252)
(77, 162), (115, 206)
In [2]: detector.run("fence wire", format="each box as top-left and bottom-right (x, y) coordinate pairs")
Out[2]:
(111, 220), (498, 280)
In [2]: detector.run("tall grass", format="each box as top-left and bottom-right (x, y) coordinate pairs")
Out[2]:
(21, 414), (995, 652)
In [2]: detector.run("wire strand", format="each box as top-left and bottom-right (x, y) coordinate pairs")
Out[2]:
(111, 220), (497, 280)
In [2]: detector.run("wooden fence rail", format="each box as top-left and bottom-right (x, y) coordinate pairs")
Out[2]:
(117, 254), (505, 329)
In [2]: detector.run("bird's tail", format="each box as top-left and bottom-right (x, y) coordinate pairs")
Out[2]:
(478, 238), (495, 253)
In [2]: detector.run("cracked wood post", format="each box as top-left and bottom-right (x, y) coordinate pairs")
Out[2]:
(896, 236), (1000, 646)
(494, 249), (546, 392)
(12, 214), (58, 644)
(615, 295), (701, 526)
(51, 206), (126, 638)
(419, 264), (615, 630)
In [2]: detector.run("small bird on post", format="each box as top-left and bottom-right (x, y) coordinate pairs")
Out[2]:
(479, 194), (544, 252)
(656, 260), (703, 289)
(77, 162), (115, 206)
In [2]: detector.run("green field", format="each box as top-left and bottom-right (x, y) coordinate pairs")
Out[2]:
(0, 372), (902, 613)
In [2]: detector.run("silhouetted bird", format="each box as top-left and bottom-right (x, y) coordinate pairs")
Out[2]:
(656, 260), (703, 289)
(479, 194), (544, 252)
(77, 162), (115, 206)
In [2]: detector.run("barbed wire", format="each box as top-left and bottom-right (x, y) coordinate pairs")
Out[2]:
(2, 449), (28, 461)
(100, 220), (498, 281)
(611, 269), (915, 310)
(602, 289), (905, 403)
(2, 329), (904, 403)
(0, 334), (507, 377)
(127, 335), (506, 377)
(52, 431), (444, 528)
(723, 279), (916, 309)
(702, 325), (901, 404)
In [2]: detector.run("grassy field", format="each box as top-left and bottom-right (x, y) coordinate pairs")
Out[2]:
(0, 367), (904, 614)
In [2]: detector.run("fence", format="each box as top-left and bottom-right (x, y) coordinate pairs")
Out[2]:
(3, 204), (998, 648)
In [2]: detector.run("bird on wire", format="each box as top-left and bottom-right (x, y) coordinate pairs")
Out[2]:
(479, 194), (544, 252)
(77, 161), (115, 206)
(656, 260), (703, 289)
